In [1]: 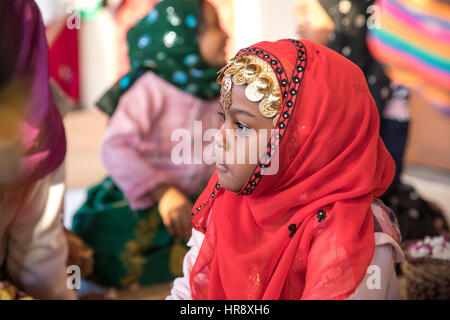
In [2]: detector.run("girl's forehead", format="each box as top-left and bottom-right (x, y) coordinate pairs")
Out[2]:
(218, 54), (282, 124)
(202, 1), (219, 21)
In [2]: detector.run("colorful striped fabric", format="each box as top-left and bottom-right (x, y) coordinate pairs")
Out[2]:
(367, 0), (450, 116)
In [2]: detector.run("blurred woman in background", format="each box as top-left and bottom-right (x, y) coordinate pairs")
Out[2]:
(295, 0), (448, 242)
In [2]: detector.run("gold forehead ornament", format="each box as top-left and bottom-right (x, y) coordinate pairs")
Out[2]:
(217, 55), (282, 126)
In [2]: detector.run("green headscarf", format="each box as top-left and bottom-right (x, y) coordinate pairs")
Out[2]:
(97, 0), (221, 116)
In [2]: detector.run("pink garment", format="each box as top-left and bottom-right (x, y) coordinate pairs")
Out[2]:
(101, 71), (219, 209)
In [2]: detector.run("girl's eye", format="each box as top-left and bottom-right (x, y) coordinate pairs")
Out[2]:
(217, 111), (225, 123)
(236, 122), (250, 133)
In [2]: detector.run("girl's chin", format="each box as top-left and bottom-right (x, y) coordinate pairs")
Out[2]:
(217, 175), (246, 194)
(216, 164), (231, 186)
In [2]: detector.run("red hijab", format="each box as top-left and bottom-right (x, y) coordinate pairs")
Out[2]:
(190, 39), (395, 300)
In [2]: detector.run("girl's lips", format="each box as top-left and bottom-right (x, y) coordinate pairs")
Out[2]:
(216, 163), (229, 173)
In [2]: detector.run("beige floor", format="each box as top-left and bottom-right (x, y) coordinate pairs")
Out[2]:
(63, 109), (108, 189)
(63, 109), (450, 300)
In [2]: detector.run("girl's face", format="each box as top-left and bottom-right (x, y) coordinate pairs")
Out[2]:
(197, 1), (229, 68)
(214, 84), (274, 192)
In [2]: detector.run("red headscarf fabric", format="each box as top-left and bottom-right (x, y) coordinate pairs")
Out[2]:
(190, 39), (395, 300)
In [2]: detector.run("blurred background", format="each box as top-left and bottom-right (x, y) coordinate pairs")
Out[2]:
(34, 0), (449, 224)
(37, 0), (450, 298)
(9, 0), (450, 299)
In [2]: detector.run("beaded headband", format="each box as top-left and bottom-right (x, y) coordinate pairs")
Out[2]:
(217, 54), (282, 126)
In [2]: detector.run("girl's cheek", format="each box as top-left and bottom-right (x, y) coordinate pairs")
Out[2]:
(236, 131), (260, 165)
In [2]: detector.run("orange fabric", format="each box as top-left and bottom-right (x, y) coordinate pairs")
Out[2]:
(396, 0), (450, 17)
(190, 39), (395, 300)
(385, 67), (450, 107)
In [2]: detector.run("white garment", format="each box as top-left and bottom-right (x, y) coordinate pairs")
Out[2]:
(167, 203), (404, 300)
(0, 164), (77, 299)
(34, 0), (70, 26)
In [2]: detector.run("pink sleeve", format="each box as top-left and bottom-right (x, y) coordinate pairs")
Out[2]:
(101, 74), (168, 210)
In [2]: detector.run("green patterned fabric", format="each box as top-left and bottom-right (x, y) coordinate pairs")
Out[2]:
(72, 178), (197, 288)
(97, 0), (221, 116)
(78, 0), (103, 20)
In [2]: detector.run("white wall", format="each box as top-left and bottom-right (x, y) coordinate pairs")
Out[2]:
(79, 9), (119, 109)
(233, 0), (299, 51)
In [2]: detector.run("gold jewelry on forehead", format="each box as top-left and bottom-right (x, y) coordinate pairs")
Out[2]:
(220, 73), (232, 110)
(217, 54), (282, 125)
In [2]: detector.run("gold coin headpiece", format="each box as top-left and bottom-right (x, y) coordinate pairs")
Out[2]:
(217, 55), (282, 126)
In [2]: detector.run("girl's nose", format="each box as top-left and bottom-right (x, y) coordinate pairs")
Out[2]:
(214, 128), (228, 151)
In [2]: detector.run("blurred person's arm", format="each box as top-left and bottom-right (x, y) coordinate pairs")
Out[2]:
(150, 184), (193, 241)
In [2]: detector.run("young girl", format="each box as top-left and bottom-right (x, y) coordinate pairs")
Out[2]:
(72, 0), (228, 288)
(167, 39), (404, 300)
